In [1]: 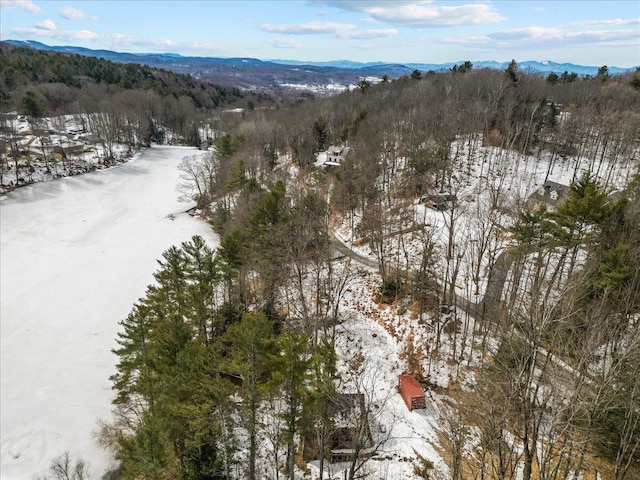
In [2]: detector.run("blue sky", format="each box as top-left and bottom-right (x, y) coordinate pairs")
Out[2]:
(1, 0), (639, 67)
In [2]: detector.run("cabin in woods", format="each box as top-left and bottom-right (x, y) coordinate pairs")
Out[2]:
(303, 393), (374, 464)
(329, 393), (373, 462)
(315, 145), (351, 167)
(326, 145), (351, 165)
(398, 374), (426, 411)
(529, 180), (569, 207)
(420, 193), (457, 211)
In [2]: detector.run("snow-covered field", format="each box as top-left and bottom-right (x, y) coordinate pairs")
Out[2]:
(1, 146), (219, 480)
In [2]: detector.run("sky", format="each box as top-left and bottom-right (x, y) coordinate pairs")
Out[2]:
(1, 0), (639, 67)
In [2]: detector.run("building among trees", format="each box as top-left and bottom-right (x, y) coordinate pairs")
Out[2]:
(529, 180), (569, 207)
(304, 393), (374, 464)
(398, 374), (426, 411)
(316, 145), (351, 167)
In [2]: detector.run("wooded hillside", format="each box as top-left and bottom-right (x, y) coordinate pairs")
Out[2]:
(0, 43), (275, 145)
(101, 62), (640, 480)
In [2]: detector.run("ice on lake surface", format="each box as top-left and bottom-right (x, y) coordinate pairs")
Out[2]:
(1, 146), (219, 480)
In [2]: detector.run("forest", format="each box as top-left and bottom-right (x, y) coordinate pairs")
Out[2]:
(0, 43), (273, 149)
(2, 46), (640, 480)
(98, 61), (640, 480)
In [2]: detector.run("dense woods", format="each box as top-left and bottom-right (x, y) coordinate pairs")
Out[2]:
(3, 46), (639, 479)
(0, 43), (273, 148)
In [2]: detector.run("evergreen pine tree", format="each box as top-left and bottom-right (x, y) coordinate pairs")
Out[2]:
(271, 330), (313, 479)
(223, 313), (278, 480)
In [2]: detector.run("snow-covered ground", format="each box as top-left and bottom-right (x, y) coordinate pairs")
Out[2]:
(1, 146), (219, 480)
(332, 133), (636, 306)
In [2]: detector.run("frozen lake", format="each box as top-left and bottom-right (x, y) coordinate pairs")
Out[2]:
(1, 146), (219, 479)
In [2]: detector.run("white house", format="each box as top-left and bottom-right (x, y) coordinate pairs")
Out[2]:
(316, 145), (351, 167)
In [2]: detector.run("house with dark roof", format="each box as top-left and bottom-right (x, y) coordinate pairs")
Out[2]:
(303, 393), (374, 464)
(529, 180), (569, 207)
(420, 193), (457, 211)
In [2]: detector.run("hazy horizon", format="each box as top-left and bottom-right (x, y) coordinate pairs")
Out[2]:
(1, 0), (639, 68)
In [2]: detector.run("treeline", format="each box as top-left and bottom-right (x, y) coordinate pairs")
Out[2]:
(225, 60), (640, 168)
(188, 60), (640, 217)
(0, 43), (274, 146)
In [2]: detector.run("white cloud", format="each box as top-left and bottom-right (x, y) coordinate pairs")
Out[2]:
(105, 33), (174, 50)
(1, 0), (42, 14)
(569, 18), (640, 27)
(59, 6), (93, 20)
(12, 26), (99, 41)
(181, 41), (225, 51)
(267, 38), (302, 49)
(439, 24), (640, 51)
(342, 28), (397, 39)
(64, 29), (98, 41)
(260, 21), (396, 39)
(487, 26), (639, 46)
(366, 3), (504, 27)
(312, 0), (505, 27)
(488, 26), (559, 42)
(261, 21), (351, 35)
(353, 41), (389, 50)
(35, 19), (56, 31)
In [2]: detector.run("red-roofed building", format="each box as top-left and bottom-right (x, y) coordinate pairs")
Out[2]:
(398, 374), (426, 411)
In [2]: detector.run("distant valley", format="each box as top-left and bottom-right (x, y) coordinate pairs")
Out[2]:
(6, 39), (637, 94)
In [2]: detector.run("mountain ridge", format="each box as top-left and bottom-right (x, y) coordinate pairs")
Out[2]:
(8, 39), (636, 75)
(4, 40), (636, 92)
(271, 57), (635, 75)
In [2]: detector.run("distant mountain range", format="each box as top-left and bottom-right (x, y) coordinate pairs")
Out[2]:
(271, 58), (635, 76)
(5, 40), (637, 93)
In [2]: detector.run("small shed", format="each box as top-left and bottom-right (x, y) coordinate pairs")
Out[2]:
(420, 193), (457, 211)
(398, 374), (426, 411)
